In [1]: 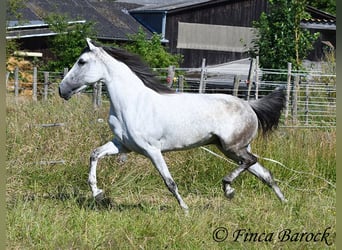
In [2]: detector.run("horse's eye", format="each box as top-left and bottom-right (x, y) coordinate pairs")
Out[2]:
(78, 59), (86, 66)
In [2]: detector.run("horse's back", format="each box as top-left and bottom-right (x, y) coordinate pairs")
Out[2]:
(163, 93), (253, 121)
(151, 93), (258, 151)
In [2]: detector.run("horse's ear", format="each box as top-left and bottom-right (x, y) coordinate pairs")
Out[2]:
(86, 38), (97, 51)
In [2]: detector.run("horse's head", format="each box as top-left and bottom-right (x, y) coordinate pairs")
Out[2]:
(59, 38), (105, 100)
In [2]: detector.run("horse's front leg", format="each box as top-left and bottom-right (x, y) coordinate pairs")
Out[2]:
(89, 139), (128, 199)
(146, 148), (189, 212)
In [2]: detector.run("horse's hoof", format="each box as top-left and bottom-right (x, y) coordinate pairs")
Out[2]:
(94, 192), (113, 209)
(224, 186), (235, 200)
(117, 153), (127, 164)
(95, 191), (105, 202)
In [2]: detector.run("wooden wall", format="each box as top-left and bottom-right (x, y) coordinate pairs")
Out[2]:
(165, 0), (268, 67)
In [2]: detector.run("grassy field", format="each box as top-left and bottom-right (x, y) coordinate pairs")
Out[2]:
(7, 94), (336, 249)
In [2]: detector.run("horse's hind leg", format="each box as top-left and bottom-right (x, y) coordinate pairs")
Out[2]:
(248, 163), (287, 202)
(246, 144), (287, 202)
(220, 145), (287, 202)
(221, 147), (257, 199)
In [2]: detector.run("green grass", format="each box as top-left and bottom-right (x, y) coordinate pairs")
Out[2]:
(7, 95), (336, 249)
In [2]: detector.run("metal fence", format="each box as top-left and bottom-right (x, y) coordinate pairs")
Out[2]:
(257, 68), (336, 128)
(6, 62), (336, 128)
(153, 62), (336, 128)
(6, 67), (65, 101)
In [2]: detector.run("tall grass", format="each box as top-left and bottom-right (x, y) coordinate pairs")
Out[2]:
(7, 94), (336, 249)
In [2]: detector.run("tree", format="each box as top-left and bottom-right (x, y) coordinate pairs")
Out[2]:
(43, 13), (96, 71)
(249, 0), (319, 72)
(124, 28), (183, 68)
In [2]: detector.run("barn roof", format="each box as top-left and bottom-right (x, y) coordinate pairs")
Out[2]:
(128, 0), (210, 12)
(305, 5), (336, 20)
(119, 0), (208, 9)
(127, 0), (232, 13)
(302, 6), (336, 31)
(6, 0), (151, 41)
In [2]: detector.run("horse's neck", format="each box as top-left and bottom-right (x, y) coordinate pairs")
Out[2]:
(103, 56), (155, 118)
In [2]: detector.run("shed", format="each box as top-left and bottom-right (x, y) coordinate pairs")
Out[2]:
(129, 0), (268, 67)
(302, 6), (336, 61)
(128, 0), (335, 67)
(6, 0), (151, 54)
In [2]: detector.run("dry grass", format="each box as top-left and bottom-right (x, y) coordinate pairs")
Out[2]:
(6, 94), (336, 249)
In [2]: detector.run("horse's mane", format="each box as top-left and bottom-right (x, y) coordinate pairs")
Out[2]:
(86, 43), (175, 94)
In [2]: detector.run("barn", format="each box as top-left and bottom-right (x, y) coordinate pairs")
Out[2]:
(129, 0), (268, 67)
(7, 0), (335, 68)
(301, 6), (336, 61)
(6, 0), (152, 56)
(128, 0), (335, 67)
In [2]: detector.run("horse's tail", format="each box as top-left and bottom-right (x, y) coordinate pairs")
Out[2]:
(249, 87), (286, 134)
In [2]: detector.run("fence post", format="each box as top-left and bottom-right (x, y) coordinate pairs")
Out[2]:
(44, 71), (49, 101)
(6, 71), (10, 89)
(292, 75), (300, 124)
(61, 68), (69, 101)
(285, 62), (292, 124)
(305, 82), (309, 125)
(233, 75), (240, 96)
(93, 82), (98, 109)
(167, 65), (175, 88)
(178, 75), (184, 92)
(199, 58), (206, 93)
(32, 67), (38, 101)
(247, 58), (256, 101)
(255, 56), (259, 99)
(14, 67), (19, 102)
(96, 81), (102, 108)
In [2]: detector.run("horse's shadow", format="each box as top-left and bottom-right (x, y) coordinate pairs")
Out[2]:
(29, 185), (172, 212)
(35, 185), (139, 211)
(16, 188), (221, 212)
(76, 196), (172, 212)
(72, 193), (170, 212)
(76, 195), (142, 211)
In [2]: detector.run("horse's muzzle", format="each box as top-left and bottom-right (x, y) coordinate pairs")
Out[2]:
(58, 84), (72, 100)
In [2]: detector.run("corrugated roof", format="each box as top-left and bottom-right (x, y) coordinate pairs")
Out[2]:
(128, 0), (211, 11)
(303, 18), (336, 24)
(300, 19), (336, 31)
(6, 0), (152, 40)
(302, 5), (336, 30)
